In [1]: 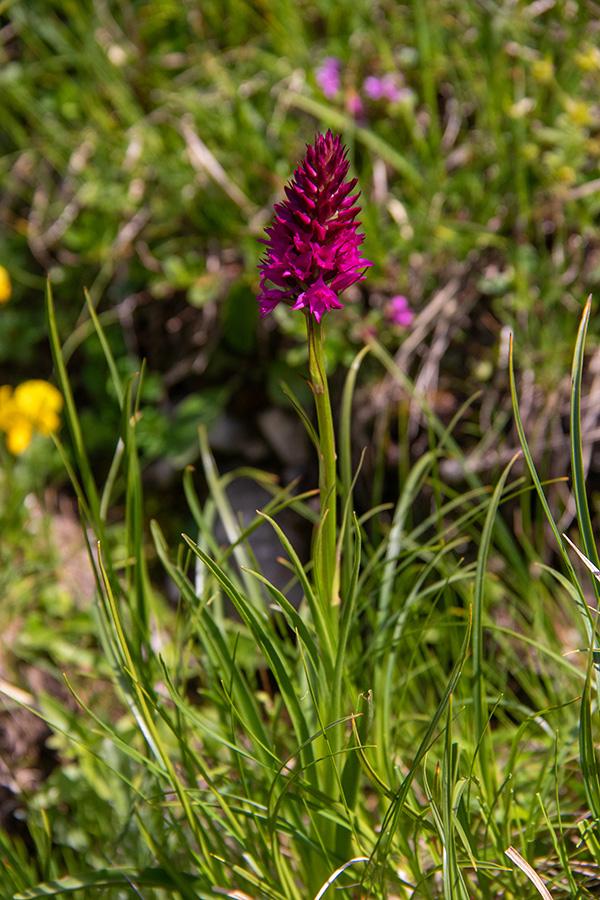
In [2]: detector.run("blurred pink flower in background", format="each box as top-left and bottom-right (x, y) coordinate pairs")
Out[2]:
(345, 90), (364, 117)
(363, 74), (406, 103)
(316, 57), (341, 99)
(386, 295), (414, 327)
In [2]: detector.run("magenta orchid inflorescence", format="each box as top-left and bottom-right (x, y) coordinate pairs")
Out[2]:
(257, 131), (372, 323)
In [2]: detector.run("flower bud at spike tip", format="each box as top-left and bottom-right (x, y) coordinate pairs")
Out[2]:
(257, 131), (372, 320)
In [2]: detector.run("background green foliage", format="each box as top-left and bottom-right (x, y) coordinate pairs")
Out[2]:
(2, 0), (600, 466)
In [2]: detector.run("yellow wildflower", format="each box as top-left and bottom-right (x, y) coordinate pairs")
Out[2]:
(532, 58), (554, 84)
(564, 98), (594, 128)
(575, 43), (600, 73)
(556, 165), (576, 186)
(0, 266), (11, 305)
(0, 380), (63, 455)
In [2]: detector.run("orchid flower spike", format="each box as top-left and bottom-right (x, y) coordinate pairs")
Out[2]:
(257, 131), (372, 323)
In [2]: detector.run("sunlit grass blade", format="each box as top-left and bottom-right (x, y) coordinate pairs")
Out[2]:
(45, 279), (103, 534)
(376, 449), (437, 636)
(339, 345), (371, 592)
(370, 607), (472, 875)
(580, 645), (600, 823)
(473, 453), (518, 803)
(182, 533), (318, 778)
(441, 698), (470, 900)
(50, 435), (94, 526)
(84, 286), (124, 408)
(509, 333), (595, 638)
(570, 297), (600, 598)
(537, 789), (578, 897)
(375, 335), (529, 580)
(182, 465), (223, 564)
(240, 566), (321, 674)
(146, 681), (257, 857)
(335, 687), (372, 863)
(312, 857), (370, 900)
(331, 511), (362, 859)
(61, 676), (167, 782)
(280, 379), (320, 451)
(505, 846), (554, 900)
(333, 512), (361, 707)
(257, 510), (336, 675)
(14, 866), (208, 900)
(157, 657), (276, 771)
(121, 372), (152, 653)
(99, 436), (125, 520)
(508, 332), (563, 549)
(198, 425), (265, 610)
(374, 537), (469, 778)
(340, 689), (373, 806)
(150, 519), (274, 764)
(96, 543), (219, 881)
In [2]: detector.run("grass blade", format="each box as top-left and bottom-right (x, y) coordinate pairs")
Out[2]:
(473, 453), (519, 803)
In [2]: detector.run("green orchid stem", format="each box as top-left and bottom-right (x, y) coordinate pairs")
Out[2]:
(306, 313), (343, 890)
(306, 314), (340, 624)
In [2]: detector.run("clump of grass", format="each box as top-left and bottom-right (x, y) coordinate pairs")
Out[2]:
(1, 272), (599, 899)
(2, 0), (600, 466)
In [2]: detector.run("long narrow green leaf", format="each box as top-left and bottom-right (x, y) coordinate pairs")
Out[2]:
(509, 333), (594, 638)
(330, 512), (361, 730)
(581, 625), (600, 822)
(377, 450), (437, 635)
(150, 520), (274, 765)
(335, 684), (372, 863)
(198, 425), (264, 610)
(441, 700), (470, 900)
(473, 453), (518, 803)
(375, 539), (468, 781)
(240, 566), (321, 674)
(374, 336), (529, 581)
(339, 345), (371, 593)
(84, 286), (124, 407)
(99, 436), (125, 520)
(45, 279), (102, 534)
(122, 372), (152, 652)
(96, 542), (217, 881)
(257, 511), (336, 676)
(182, 533), (318, 778)
(280, 380), (319, 451)
(371, 607), (472, 871)
(14, 866), (207, 900)
(50, 435), (94, 525)
(570, 296), (600, 596)
(158, 658), (275, 769)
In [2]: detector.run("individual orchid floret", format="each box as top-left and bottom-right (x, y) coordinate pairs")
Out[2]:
(257, 131), (372, 322)
(291, 274), (344, 321)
